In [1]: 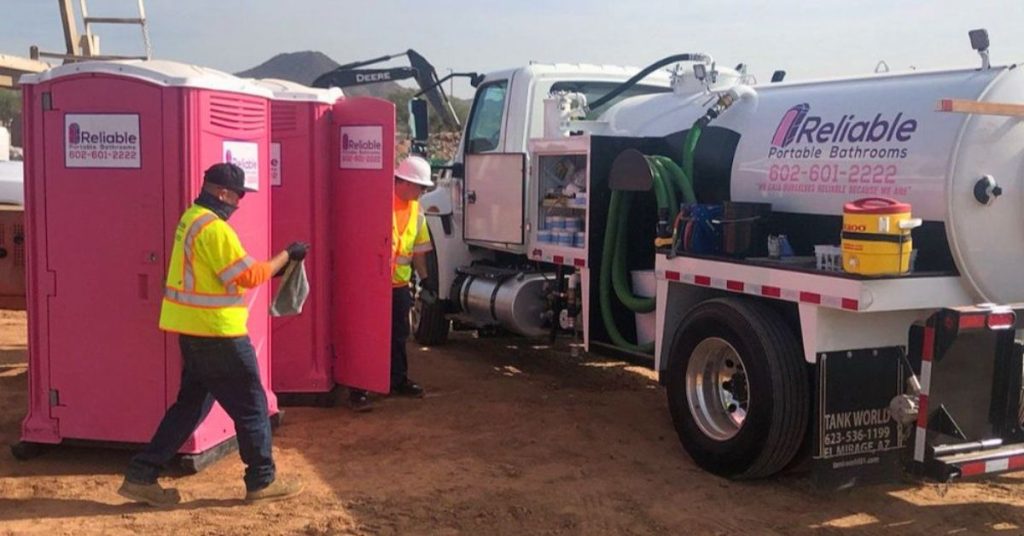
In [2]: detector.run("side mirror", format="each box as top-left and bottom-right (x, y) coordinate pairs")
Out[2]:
(409, 98), (429, 142)
(969, 29), (989, 51)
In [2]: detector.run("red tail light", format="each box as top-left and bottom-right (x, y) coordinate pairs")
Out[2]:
(987, 311), (1017, 330)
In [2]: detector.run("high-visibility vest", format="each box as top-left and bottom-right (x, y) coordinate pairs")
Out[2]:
(392, 198), (432, 287)
(159, 205), (256, 337)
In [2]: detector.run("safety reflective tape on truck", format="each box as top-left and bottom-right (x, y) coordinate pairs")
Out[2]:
(660, 270), (860, 311)
(530, 249), (586, 268)
(914, 325), (936, 463)
(959, 456), (1024, 477)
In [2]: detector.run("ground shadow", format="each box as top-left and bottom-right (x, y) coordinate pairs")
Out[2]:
(0, 496), (248, 522)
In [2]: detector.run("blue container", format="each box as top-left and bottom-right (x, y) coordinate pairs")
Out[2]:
(545, 215), (566, 230)
(680, 203), (723, 255)
(556, 230), (574, 246)
(574, 231), (586, 248)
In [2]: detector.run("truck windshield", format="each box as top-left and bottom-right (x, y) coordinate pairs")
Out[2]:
(551, 81), (669, 118)
(465, 81), (508, 153)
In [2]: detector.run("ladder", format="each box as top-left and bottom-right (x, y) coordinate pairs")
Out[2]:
(32, 0), (152, 63)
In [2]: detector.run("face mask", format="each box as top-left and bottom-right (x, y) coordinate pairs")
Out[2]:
(195, 190), (238, 221)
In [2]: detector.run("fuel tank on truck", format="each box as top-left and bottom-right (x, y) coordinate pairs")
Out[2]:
(599, 65), (1024, 304)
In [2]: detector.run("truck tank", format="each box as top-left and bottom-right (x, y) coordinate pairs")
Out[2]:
(600, 65), (1024, 304)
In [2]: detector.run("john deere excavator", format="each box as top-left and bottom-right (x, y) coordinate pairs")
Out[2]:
(312, 48), (476, 134)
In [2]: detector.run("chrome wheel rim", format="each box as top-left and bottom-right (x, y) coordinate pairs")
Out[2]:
(685, 337), (749, 441)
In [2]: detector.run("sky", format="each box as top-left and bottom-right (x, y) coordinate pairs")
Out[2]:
(3, 0), (1024, 98)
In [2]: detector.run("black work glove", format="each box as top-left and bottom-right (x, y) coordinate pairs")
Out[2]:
(286, 241), (309, 262)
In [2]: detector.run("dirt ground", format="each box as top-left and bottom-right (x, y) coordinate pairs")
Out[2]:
(3, 311), (1024, 535)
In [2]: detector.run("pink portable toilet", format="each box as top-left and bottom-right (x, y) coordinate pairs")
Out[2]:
(331, 97), (396, 394)
(250, 79), (341, 403)
(16, 60), (278, 469)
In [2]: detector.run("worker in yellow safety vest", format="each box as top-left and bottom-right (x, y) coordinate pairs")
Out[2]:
(349, 156), (434, 412)
(119, 163), (308, 507)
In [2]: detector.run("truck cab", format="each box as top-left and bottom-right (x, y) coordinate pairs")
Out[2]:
(419, 64), (669, 309)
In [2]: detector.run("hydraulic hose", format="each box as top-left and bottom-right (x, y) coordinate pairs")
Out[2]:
(588, 53), (712, 111)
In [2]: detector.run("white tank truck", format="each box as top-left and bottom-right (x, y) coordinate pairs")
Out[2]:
(413, 30), (1024, 485)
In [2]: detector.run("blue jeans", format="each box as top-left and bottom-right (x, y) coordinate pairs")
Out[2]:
(125, 335), (275, 492)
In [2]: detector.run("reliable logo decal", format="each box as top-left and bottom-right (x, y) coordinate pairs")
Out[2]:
(769, 103), (918, 159)
(224, 149), (258, 171)
(68, 122), (81, 144)
(67, 122), (138, 145)
(339, 125), (384, 170)
(341, 133), (382, 151)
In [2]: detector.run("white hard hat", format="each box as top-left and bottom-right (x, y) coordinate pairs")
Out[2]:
(394, 156), (433, 188)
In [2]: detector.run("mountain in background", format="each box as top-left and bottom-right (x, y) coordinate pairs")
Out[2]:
(235, 50), (402, 97)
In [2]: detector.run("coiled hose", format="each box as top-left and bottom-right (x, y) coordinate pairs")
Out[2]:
(598, 122), (703, 353)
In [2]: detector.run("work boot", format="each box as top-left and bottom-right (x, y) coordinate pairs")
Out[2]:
(349, 390), (373, 412)
(117, 478), (182, 508)
(244, 477), (304, 504)
(390, 379), (425, 398)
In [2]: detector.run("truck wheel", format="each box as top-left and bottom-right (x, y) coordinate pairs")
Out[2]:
(665, 298), (808, 479)
(412, 251), (450, 346)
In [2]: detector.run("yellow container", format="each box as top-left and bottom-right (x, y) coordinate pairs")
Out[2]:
(841, 198), (921, 275)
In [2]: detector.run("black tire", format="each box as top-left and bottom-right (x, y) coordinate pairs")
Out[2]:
(10, 441), (47, 460)
(412, 250), (450, 346)
(665, 298), (809, 479)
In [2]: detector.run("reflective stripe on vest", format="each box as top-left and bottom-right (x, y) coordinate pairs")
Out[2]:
(217, 255), (256, 286)
(172, 210), (246, 309)
(182, 213), (218, 291)
(164, 287), (246, 308)
(392, 201), (424, 285)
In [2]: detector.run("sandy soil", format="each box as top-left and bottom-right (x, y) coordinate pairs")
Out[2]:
(3, 311), (1024, 535)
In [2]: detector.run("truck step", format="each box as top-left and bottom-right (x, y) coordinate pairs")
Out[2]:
(933, 442), (1024, 478)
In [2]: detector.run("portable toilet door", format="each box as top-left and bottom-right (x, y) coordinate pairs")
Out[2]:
(331, 96), (396, 394)
(251, 78), (341, 401)
(18, 60), (275, 466)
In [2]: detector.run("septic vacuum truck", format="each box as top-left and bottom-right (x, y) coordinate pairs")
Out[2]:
(412, 29), (1024, 485)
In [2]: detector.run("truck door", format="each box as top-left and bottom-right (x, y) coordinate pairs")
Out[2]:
(461, 80), (527, 245)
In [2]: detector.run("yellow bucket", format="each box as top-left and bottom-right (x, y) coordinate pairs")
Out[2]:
(841, 197), (921, 275)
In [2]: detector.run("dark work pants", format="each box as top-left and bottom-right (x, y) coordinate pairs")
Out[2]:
(391, 286), (412, 388)
(125, 335), (275, 492)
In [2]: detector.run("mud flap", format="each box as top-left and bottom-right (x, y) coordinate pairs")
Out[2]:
(813, 347), (907, 489)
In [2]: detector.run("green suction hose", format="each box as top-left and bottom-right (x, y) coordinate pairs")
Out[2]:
(682, 124), (702, 197)
(597, 120), (705, 354)
(651, 155), (697, 205)
(599, 191), (655, 353)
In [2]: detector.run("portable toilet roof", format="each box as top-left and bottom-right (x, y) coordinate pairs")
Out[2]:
(250, 78), (343, 103)
(19, 59), (273, 99)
